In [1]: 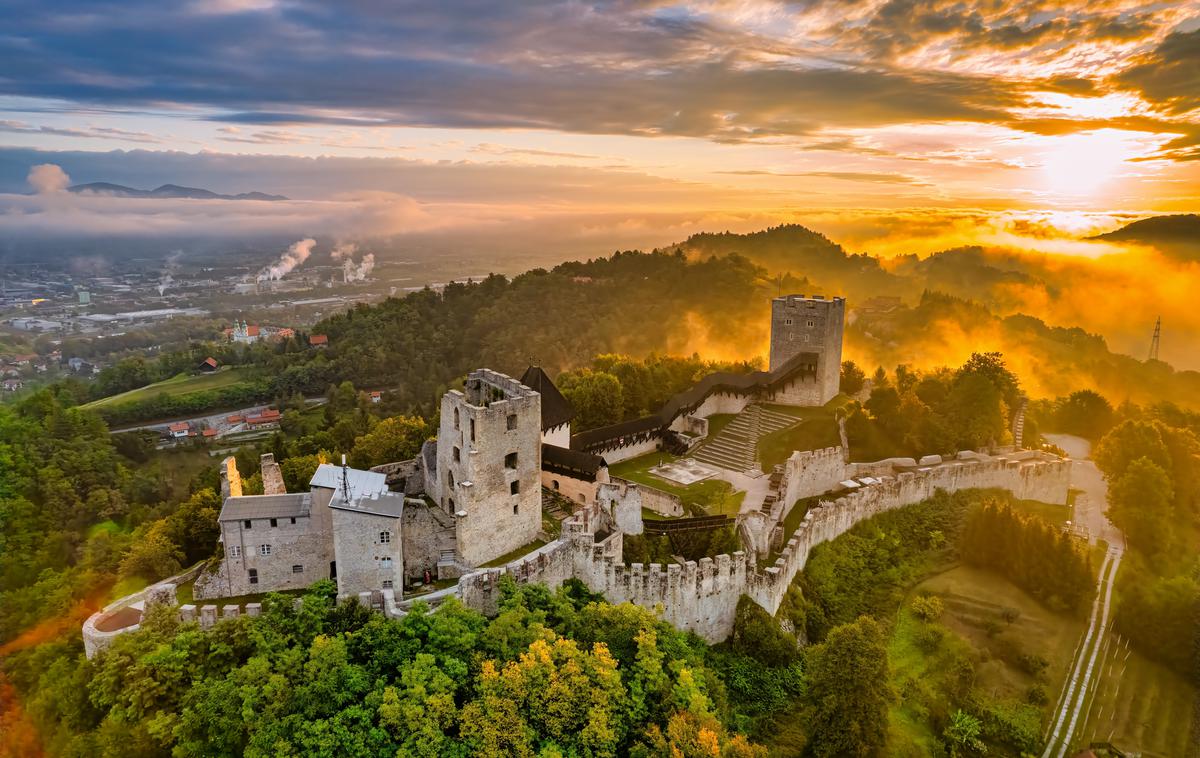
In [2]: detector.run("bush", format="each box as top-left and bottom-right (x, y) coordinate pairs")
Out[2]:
(911, 595), (944, 622)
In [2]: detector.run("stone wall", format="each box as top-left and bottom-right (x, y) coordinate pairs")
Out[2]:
(585, 433), (662, 464)
(197, 507), (333, 600)
(458, 452), (1070, 642)
(543, 466), (608, 506)
(331, 506), (404, 596)
(681, 391), (753, 421)
(598, 480), (646, 535)
(370, 458), (426, 495)
(611, 476), (685, 517)
(781, 446), (847, 506)
(402, 500), (456, 582)
(83, 562), (206, 658)
(769, 295), (844, 405)
(260, 453), (286, 495)
(438, 369), (543, 567)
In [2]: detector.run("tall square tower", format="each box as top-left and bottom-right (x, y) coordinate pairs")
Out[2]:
(435, 369), (542, 567)
(769, 294), (845, 405)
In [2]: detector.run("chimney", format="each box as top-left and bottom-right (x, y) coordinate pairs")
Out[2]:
(220, 456), (242, 499)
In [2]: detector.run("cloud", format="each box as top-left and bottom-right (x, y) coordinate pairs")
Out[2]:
(1114, 28), (1200, 116)
(0, 0), (1192, 157)
(26, 163), (70, 193)
(717, 169), (930, 185)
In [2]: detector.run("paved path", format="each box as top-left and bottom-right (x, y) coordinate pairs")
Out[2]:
(1040, 433), (1126, 757)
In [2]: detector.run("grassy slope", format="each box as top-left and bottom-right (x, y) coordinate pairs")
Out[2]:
(890, 564), (1089, 754)
(82, 366), (253, 410)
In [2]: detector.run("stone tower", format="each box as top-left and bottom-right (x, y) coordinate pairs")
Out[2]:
(769, 294), (845, 406)
(434, 369), (542, 567)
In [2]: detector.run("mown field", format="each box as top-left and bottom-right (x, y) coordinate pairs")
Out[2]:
(82, 366), (255, 410)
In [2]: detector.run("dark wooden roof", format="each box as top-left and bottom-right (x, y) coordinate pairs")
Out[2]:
(542, 443), (606, 481)
(520, 366), (575, 430)
(571, 351), (819, 451)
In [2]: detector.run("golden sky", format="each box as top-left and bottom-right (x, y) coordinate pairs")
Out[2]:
(0, 0), (1195, 223)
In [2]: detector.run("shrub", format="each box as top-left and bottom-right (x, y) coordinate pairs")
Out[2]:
(911, 595), (944, 623)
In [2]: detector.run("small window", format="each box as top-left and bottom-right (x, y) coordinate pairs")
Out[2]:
(784, 318), (793, 325)
(379, 531), (391, 544)
(270, 518), (278, 527)
(248, 568), (258, 585)
(510, 480), (520, 495)
(243, 519), (252, 529)
(292, 564), (303, 574)
(453, 407), (460, 429)
(453, 446), (460, 462)
(506, 414), (517, 430)
(259, 544), (272, 556)
(552, 480), (560, 490)
(381, 557), (393, 568)
(470, 419), (476, 442)
(807, 320), (816, 328)
(447, 470), (455, 488)
(290, 517), (296, 525)
(229, 545), (242, 558)
(382, 580), (393, 589)
(448, 497), (455, 511)
(505, 452), (518, 469)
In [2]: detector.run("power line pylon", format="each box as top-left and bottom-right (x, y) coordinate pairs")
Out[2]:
(1148, 316), (1161, 361)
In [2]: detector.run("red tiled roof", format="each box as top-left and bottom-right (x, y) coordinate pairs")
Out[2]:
(202, 428), (218, 437)
(168, 421), (190, 432)
(246, 325), (260, 336)
(309, 334), (328, 345)
(201, 357), (218, 368)
(227, 414), (244, 423)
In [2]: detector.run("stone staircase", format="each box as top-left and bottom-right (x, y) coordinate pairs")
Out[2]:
(1012, 396), (1028, 448)
(692, 405), (798, 473)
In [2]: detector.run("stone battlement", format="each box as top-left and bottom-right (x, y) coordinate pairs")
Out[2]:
(458, 451), (1070, 641)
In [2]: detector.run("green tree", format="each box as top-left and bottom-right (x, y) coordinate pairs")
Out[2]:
(840, 361), (867, 396)
(1108, 456), (1174, 557)
(943, 709), (985, 757)
(805, 616), (892, 758)
(349, 415), (430, 469)
(560, 370), (624, 431)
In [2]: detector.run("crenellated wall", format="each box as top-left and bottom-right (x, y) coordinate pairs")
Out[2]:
(457, 452), (1070, 642)
(782, 446), (847, 506)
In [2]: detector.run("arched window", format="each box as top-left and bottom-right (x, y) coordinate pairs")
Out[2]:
(552, 480), (560, 490)
(453, 407), (460, 429)
(447, 470), (455, 488)
(379, 531), (391, 544)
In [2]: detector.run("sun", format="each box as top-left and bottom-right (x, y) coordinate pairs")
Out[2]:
(1041, 129), (1141, 198)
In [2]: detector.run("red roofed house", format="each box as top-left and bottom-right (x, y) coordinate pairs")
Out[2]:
(199, 356), (219, 372)
(309, 334), (328, 347)
(202, 428), (218, 438)
(370, 391), (382, 404)
(245, 408), (282, 429)
(227, 414), (244, 424)
(167, 421), (192, 438)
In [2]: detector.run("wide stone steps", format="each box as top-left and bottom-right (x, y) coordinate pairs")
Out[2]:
(689, 404), (800, 473)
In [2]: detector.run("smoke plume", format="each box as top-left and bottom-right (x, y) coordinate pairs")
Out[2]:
(333, 241), (376, 282)
(257, 238), (315, 282)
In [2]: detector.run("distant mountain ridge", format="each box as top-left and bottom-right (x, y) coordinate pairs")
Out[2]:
(1091, 214), (1200, 243)
(68, 182), (288, 201)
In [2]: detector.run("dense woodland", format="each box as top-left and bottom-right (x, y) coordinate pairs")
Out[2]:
(2, 239), (1199, 756)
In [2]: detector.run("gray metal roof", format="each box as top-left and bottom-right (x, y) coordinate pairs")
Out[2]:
(309, 464), (389, 498)
(327, 490), (406, 519)
(219, 493), (312, 522)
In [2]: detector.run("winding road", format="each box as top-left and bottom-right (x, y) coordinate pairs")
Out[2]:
(1040, 434), (1126, 758)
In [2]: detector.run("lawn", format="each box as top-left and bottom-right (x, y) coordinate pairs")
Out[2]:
(82, 366), (255, 410)
(609, 450), (745, 515)
(481, 539), (548, 567)
(757, 413), (841, 472)
(1011, 497), (1073, 528)
(1076, 630), (1196, 757)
